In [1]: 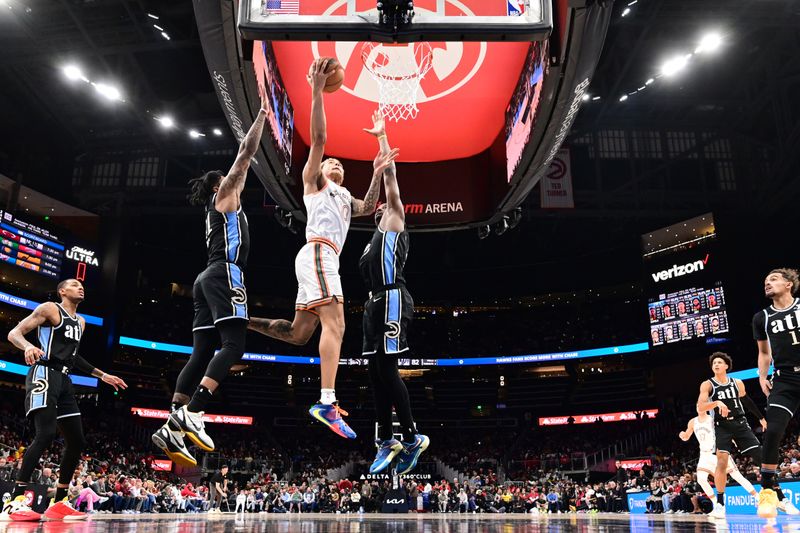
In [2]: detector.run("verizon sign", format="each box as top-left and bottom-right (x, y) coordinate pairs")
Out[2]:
(538, 409), (658, 426)
(651, 255), (709, 283)
(131, 407), (253, 425)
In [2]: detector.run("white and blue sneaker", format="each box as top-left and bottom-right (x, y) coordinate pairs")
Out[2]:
(369, 439), (403, 474)
(395, 434), (430, 475)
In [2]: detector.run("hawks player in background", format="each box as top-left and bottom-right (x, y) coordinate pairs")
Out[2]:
(697, 352), (765, 519)
(151, 91), (268, 467)
(755, 268), (800, 517)
(679, 408), (757, 505)
(248, 59), (397, 439)
(4, 279), (127, 521)
(361, 110), (428, 474)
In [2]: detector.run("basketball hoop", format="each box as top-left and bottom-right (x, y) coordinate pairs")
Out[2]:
(360, 42), (433, 122)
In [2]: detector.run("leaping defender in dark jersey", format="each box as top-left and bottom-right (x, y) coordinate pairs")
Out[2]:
(4, 279), (127, 521)
(361, 110), (429, 475)
(151, 91), (268, 467)
(697, 352), (765, 519)
(754, 268), (800, 517)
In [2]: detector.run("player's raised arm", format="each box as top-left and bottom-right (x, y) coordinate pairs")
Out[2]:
(216, 90), (269, 213)
(302, 59), (336, 194)
(352, 148), (398, 217)
(7, 302), (59, 365)
(364, 110), (404, 229)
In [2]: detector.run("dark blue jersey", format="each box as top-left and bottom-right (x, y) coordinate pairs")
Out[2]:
(205, 193), (249, 268)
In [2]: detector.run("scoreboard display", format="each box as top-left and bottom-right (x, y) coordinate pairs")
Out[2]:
(649, 284), (730, 346)
(0, 210), (63, 279)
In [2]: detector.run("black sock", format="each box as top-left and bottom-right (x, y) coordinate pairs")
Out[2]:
(776, 487), (786, 501)
(761, 469), (776, 489)
(54, 486), (68, 502)
(11, 483), (26, 498)
(717, 493), (724, 506)
(187, 385), (213, 412)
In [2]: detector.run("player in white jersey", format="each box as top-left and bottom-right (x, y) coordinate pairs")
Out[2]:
(249, 58), (398, 439)
(679, 409), (757, 504)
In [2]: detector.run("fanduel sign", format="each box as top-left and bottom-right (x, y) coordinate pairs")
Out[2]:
(651, 254), (709, 283)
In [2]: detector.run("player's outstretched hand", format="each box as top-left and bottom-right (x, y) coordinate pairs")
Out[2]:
(306, 58), (334, 93)
(759, 376), (772, 397)
(24, 346), (44, 366)
(102, 373), (128, 391)
(373, 148), (399, 175)
(678, 431), (688, 442)
(363, 109), (386, 137)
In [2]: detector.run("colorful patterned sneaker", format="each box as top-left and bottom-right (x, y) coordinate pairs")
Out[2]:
(308, 402), (357, 439)
(369, 439), (403, 474)
(758, 489), (779, 519)
(152, 424), (197, 467)
(395, 434), (430, 475)
(169, 405), (214, 451)
(0, 495), (41, 522)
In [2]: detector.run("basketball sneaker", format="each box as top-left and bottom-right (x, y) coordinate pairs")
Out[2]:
(308, 403), (357, 439)
(709, 502), (726, 519)
(369, 439), (403, 474)
(758, 489), (779, 518)
(777, 495), (799, 515)
(44, 499), (87, 521)
(395, 434), (430, 475)
(0, 495), (41, 522)
(152, 424), (197, 467)
(169, 405), (214, 451)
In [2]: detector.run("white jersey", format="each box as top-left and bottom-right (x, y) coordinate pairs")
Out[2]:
(304, 179), (352, 254)
(693, 415), (715, 453)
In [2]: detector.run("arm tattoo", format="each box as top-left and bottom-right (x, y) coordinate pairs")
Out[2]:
(220, 112), (267, 194)
(354, 171), (382, 216)
(248, 317), (295, 342)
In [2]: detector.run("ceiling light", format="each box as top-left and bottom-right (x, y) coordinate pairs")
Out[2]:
(619, 95), (628, 102)
(645, 78), (654, 85)
(582, 94), (590, 102)
(621, 7), (631, 16)
(592, 96), (601, 101)
(153, 24), (164, 31)
(62, 65), (83, 81)
(696, 32), (723, 54)
(155, 116), (175, 129)
(94, 83), (122, 101)
(189, 130), (204, 139)
(147, 13), (159, 19)
(213, 128), (223, 136)
(660, 55), (689, 77)
(161, 32), (170, 40)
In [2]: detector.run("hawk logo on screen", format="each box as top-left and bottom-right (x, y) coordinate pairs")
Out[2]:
(232, 288), (247, 305)
(312, 1), (486, 105)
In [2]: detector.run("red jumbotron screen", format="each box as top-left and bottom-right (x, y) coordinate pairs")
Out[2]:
(618, 459), (652, 470)
(538, 409), (658, 426)
(131, 407), (253, 426)
(152, 459), (173, 471)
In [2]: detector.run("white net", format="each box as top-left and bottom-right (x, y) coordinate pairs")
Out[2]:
(360, 42), (433, 122)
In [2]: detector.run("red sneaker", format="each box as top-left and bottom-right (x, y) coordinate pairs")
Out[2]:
(44, 500), (86, 521)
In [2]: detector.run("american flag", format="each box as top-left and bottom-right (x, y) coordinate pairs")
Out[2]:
(264, 0), (299, 15)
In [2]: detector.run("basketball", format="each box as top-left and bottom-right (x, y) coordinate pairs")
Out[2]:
(322, 57), (345, 93)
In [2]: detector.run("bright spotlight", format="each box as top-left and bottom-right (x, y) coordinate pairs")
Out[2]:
(582, 94), (590, 102)
(213, 128), (223, 136)
(660, 55), (689, 77)
(94, 83), (122, 101)
(621, 7), (631, 16)
(696, 32), (723, 54)
(189, 130), (203, 139)
(619, 95), (628, 102)
(161, 32), (170, 40)
(645, 78), (655, 85)
(62, 65), (83, 81)
(155, 116), (175, 129)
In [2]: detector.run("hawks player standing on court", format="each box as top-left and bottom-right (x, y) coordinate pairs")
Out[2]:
(151, 91), (268, 466)
(679, 408), (757, 504)
(361, 110), (428, 474)
(697, 352), (765, 519)
(4, 279), (127, 521)
(248, 59), (397, 439)
(754, 268), (800, 517)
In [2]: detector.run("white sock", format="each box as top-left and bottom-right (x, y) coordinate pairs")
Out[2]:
(320, 389), (337, 405)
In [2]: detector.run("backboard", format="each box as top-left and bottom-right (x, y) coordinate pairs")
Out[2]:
(238, 0), (552, 43)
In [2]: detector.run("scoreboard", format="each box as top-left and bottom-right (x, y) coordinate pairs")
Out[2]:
(0, 210), (63, 278)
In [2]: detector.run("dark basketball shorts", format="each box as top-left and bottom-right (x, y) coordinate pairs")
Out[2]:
(362, 287), (413, 356)
(193, 262), (249, 331)
(24, 364), (80, 419)
(714, 417), (760, 455)
(766, 369), (800, 417)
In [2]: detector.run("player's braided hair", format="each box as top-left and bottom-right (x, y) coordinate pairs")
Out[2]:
(769, 268), (800, 295)
(187, 171), (224, 206)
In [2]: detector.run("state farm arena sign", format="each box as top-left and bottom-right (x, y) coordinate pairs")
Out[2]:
(538, 409), (658, 426)
(131, 407), (252, 425)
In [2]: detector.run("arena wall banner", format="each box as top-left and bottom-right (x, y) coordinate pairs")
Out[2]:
(131, 407), (253, 425)
(627, 482), (800, 515)
(0, 358), (97, 388)
(538, 409), (658, 426)
(540, 149), (574, 208)
(626, 491), (650, 514)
